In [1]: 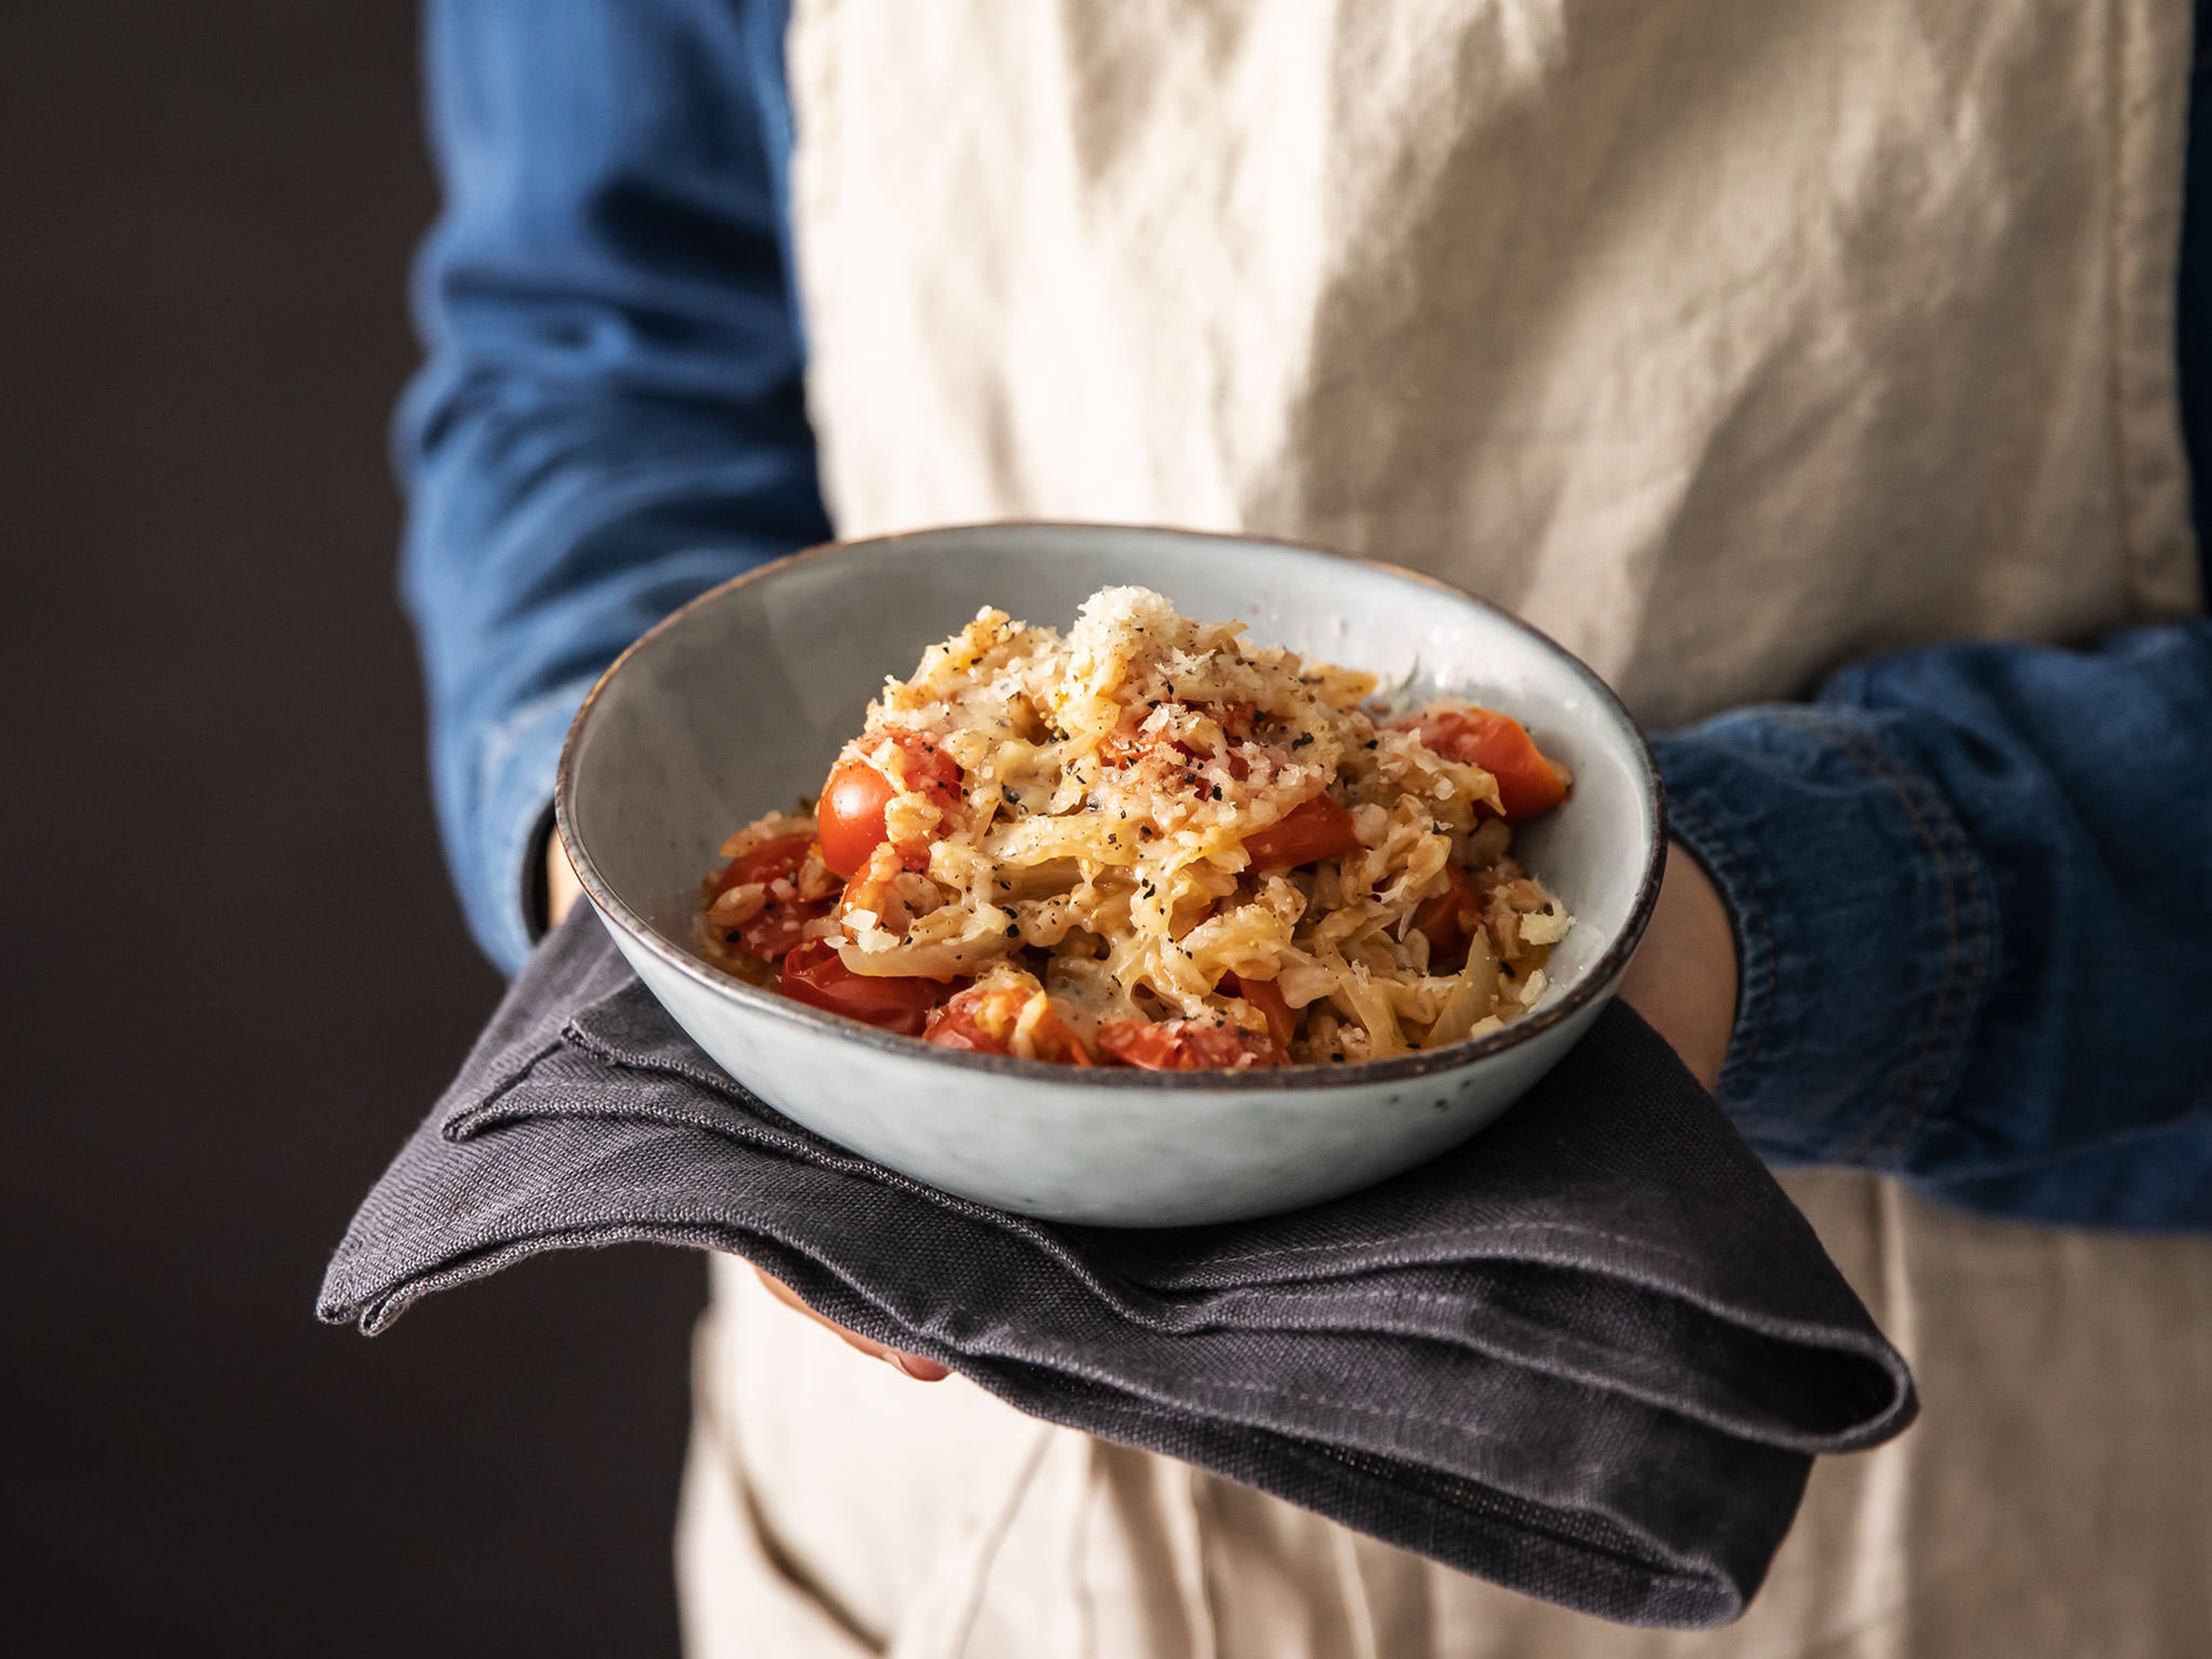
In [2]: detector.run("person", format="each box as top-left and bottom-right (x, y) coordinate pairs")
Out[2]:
(399, 2), (2212, 1653)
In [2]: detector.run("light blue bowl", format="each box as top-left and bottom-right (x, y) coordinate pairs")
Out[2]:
(558, 524), (1663, 1225)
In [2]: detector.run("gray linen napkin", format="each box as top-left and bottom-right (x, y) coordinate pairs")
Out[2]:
(320, 904), (1915, 1628)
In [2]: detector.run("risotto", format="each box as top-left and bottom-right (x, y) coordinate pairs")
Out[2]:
(698, 586), (1573, 1069)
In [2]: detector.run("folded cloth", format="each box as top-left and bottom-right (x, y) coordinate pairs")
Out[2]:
(320, 905), (1915, 1628)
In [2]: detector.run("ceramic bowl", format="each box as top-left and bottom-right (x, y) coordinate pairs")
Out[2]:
(556, 524), (1663, 1226)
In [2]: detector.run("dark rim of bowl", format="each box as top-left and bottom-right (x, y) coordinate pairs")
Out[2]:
(555, 521), (1669, 1091)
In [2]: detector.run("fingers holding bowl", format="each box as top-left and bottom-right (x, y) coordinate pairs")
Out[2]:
(752, 1264), (949, 1381)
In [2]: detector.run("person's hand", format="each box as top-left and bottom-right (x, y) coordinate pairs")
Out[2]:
(544, 837), (951, 1381)
(547, 831), (585, 930)
(1614, 841), (1737, 1092)
(750, 1263), (951, 1380)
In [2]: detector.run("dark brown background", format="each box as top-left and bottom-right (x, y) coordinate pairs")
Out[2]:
(4, 5), (704, 1650)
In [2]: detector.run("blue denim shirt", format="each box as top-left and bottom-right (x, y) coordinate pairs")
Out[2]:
(400, 0), (2211, 1228)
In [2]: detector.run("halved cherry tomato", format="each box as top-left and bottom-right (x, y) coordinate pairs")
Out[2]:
(1411, 862), (1484, 970)
(817, 735), (963, 877)
(712, 832), (833, 959)
(1225, 972), (1297, 1050)
(733, 899), (831, 960)
(922, 999), (1005, 1054)
(778, 938), (949, 1035)
(1240, 793), (1360, 872)
(923, 983), (1090, 1063)
(1411, 708), (1568, 820)
(711, 831), (813, 897)
(1094, 1018), (1285, 1070)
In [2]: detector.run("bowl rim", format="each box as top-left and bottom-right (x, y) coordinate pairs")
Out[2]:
(555, 521), (1668, 1092)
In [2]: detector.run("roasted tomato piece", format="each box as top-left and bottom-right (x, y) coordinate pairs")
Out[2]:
(713, 832), (834, 959)
(1224, 972), (1297, 1050)
(1097, 726), (1151, 768)
(1102, 700), (1256, 775)
(818, 734), (964, 877)
(923, 981), (1090, 1063)
(1240, 793), (1360, 872)
(711, 831), (813, 897)
(1410, 708), (1569, 820)
(1094, 1017), (1286, 1070)
(921, 999), (1006, 1054)
(733, 898), (832, 961)
(778, 938), (949, 1036)
(1411, 863), (1485, 969)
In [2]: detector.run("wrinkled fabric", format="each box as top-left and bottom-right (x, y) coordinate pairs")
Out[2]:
(319, 905), (1916, 1629)
(680, 1178), (2212, 1659)
(787, 0), (2199, 729)
(683, 1198), (2212, 1659)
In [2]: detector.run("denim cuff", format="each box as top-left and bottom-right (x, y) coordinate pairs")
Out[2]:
(464, 673), (600, 977)
(1649, 708), (2001, 1169)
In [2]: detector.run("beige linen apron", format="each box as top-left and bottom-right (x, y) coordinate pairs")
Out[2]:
(678, 2), (2212, 1653)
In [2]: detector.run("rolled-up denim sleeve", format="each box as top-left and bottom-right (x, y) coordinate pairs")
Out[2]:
(1651, 620), (2212, 1228)
(398, 0), (825, 974)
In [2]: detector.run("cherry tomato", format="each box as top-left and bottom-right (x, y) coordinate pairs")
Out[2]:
(711, 832), (833, 959)
(817, 736), (963, 877)
(1225, 972), (1297, 1050)
(1094, 1018), (1285, 1070)
(1412, 708), (1568, 820)
(733, 899), (831, 961)
(1411, 863), (1484, 970)
(1240, 793), (1360, 872)
(711, 831), (813, 897)
(922, 999), (1006, 1054)
(923, 984), (1091, 1063)
(778, 938), (949, 1035)
(817, 761), (897, 877)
